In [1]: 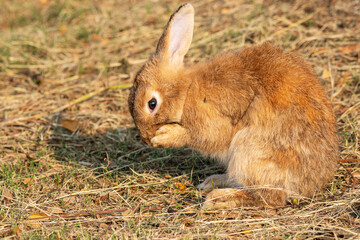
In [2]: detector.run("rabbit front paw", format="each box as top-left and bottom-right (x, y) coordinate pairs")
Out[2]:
(150, 124), (189, 148)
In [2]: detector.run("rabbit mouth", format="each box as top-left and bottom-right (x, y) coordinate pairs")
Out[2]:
(138, 129), (152, 145)
(141, 136), (151, 146)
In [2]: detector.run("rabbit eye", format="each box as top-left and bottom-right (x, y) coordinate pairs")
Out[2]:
(148, 98), (157, 110)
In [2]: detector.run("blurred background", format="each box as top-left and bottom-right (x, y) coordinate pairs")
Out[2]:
(0, 0), (359, 238)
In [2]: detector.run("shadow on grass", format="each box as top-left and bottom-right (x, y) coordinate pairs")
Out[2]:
(46, 122), (225, 186)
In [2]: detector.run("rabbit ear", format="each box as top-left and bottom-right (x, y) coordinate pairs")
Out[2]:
(155, 4), (194, 68)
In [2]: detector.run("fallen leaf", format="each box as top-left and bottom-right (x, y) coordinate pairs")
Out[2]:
(253, 214), (263, 219)
(59, 25), (67, 34)
(23, 177), (34, 185)
(175, 183), (187, 191)
(122, 209), (132, 216)
(100, 37), (109, 43)
(60, 119), (82, 132)
(28, 212), (48, 219)
(310, 48), (330, 54)
(164, 174), (172, 179)
(121, 212), (132, 220)
(321, 69), (331, 79)
(2, 189), (13, 200)
(91, 33), (100, 41)
(13, 228), (22, 234)
(221, 8), (229, 14)
(338, 44), (360, 54)
(38, 0), (48, 6)
(353, 171), (360, 178)
(91, 33), (109, 43)
(241, 229), (253, 235)
(6, 70), (15, 76)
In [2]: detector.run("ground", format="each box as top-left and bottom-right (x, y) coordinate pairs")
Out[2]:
(0, 0), (359, 239)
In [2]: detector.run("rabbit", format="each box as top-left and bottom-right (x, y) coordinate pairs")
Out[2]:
(128, 3), (338, 209)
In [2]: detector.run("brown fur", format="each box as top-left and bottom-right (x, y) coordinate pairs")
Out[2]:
(128, 4), (338, 209)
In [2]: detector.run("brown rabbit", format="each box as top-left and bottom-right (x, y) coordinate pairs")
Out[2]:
(128, 3), (338, 209)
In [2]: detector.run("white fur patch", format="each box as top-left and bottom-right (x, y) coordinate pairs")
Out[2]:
(145, 90), (162, 115)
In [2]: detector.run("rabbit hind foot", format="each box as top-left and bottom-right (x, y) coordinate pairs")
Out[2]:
(203, 188), (285, 210)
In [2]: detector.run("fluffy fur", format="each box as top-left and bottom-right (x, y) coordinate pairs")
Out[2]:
(128, 3), (338, 209)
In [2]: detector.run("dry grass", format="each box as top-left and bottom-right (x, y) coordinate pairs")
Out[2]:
(0, 0), (359, 239)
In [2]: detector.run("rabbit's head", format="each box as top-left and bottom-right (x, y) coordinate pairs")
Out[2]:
(128, 4), (194, 144)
